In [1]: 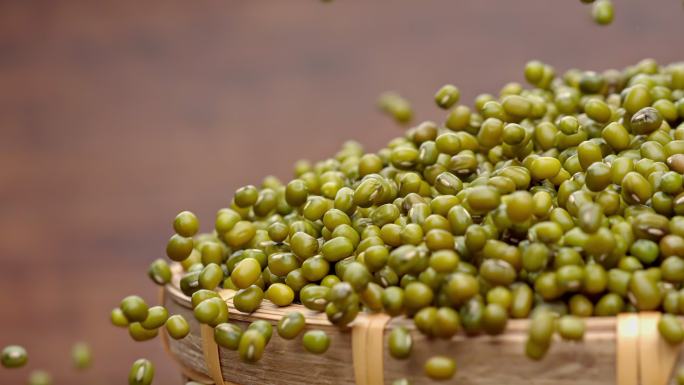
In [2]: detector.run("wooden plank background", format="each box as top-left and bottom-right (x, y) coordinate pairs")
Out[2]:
(0, 1), (682, 383)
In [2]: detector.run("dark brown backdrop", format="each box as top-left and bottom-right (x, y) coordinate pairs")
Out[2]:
(0, 1), (682, 383)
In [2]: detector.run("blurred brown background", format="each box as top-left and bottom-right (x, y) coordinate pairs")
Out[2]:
(0, 0), (682, 383)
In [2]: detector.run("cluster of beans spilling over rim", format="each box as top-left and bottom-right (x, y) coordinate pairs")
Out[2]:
(112, 59), (684, 385)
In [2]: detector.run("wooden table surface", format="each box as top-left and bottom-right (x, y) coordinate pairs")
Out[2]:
(0, 1), (682, 383)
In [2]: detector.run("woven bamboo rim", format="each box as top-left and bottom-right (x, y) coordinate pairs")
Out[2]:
(161, 265), (682, 385)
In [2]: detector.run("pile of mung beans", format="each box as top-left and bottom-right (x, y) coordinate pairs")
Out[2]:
(111, 58), (684, 385)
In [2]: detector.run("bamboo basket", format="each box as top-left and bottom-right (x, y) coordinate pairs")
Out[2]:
(160, 266), (684, 385)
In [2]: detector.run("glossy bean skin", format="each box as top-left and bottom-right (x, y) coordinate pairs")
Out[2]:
(121, 296), (149, 323)
(557, 316), (585, 341)
(214, 323), (243, 350)
(232, 258), (262, 289)
(1, 345), (28, 368)
(659, 314), (684, 344)
(277, 312), (306, 340)
(166, 315), (190, 340)
(388, 326), (413, 359)
(302, 330), (331, 354)
(128, 359), (154, 385)
(424, 356), (457, 380)
(140, 306), (169, 330)
(148, 259), (172, 285)
(238, 329), (266, 363)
